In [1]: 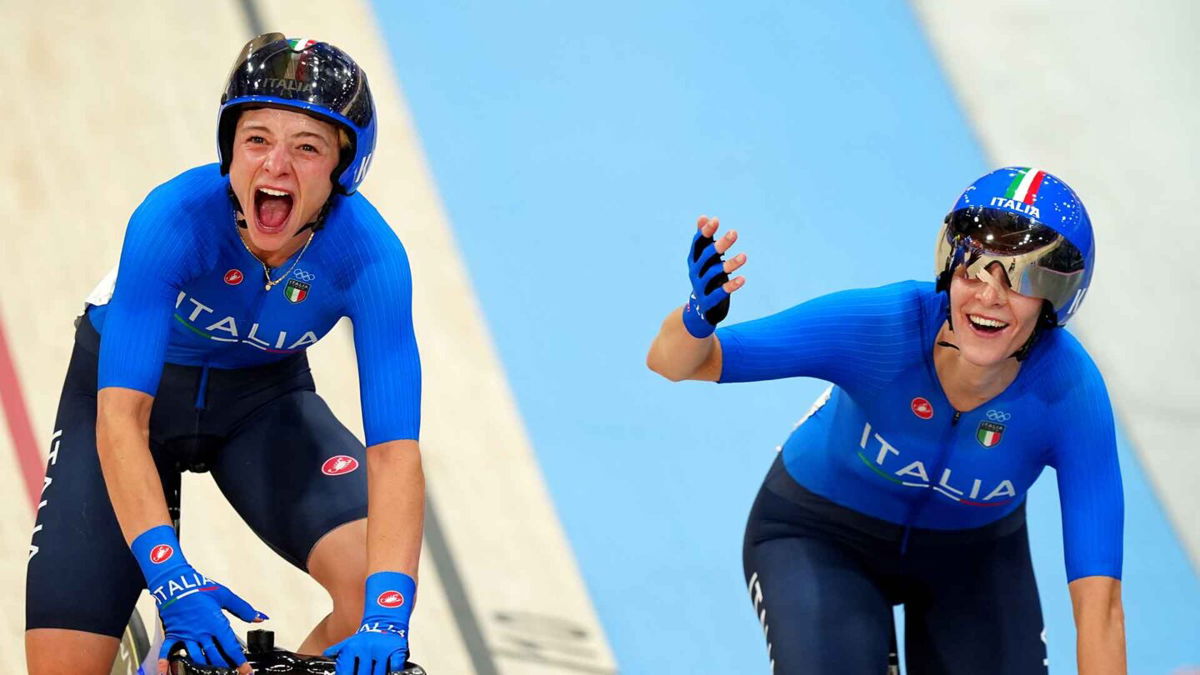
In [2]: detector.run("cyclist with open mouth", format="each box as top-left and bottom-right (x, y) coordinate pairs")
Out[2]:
(27, 34), (422, 675)
(647, 168), (1124, 674)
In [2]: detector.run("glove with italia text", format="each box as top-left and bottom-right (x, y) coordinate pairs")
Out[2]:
(682, 228), (732, 338)
(131, 525), (267, 668)
(324, 571), (416, 675)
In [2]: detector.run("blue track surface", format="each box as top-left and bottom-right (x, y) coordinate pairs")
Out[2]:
(371, 1), (1200, 671)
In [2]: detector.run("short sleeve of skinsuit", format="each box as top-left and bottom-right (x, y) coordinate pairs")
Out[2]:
(1042, 336), (1124, 581)
(716, 280), (1123, 581)
(335, 203), (422, 446)
(716, 281), (929, 393)
(98, 171), (215, 395)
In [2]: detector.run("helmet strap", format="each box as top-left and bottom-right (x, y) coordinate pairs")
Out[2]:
(1010, 330), (1039, 362)
(1010, 302), (1057, 362)
(941, 288), (955, 333)
(935, 292), (960, 351)
(299, 196), (335, 234)
(935, 268), (954, 295)
(228, 184), (246, 227)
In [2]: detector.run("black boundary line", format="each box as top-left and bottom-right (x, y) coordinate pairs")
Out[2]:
(237, 0), (266, 36)
(425, 494), (501, 675)
(231, 3), (501, 672)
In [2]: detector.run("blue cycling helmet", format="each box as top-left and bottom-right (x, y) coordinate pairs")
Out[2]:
(217, 33), (377, 195)
(935, 167), (1094, 327)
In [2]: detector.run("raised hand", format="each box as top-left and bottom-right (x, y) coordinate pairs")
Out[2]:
(682, 215), (748, 338)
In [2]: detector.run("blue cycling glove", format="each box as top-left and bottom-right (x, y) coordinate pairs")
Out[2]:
(131, 525), (267, 668)
(682, 228), (732, 338)
(324, 571), (416, 675)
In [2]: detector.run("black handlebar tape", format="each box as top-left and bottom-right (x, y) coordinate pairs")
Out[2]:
(246, 629), (274, 654)
(170, 652), (427, 675)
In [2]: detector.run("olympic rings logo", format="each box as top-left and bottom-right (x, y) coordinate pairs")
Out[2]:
(293, 269), (316, 282)
(986, 410), (1011, 422)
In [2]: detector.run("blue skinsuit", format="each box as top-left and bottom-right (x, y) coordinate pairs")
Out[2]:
(89, 163), (420, 445)
(726, 281), (1122, 674)
(26, 164), (420, 637)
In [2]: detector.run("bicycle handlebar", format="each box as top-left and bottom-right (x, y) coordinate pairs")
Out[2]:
(167, 630), (427, 675)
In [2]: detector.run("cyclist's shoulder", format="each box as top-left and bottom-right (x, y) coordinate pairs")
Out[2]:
(813, 279), (934, 309)
(140, 163), (227, 210)
(797, 280), (936, 335)
(328, 190), (400, 237)
(323, 191), (410, 268)
(115, 165), (228, 271)
(1028, 333), (1117, 462)
(130, 164), (228, 237)
(1026, 328), (1111, 411)
(1034, 328), (1102, 378)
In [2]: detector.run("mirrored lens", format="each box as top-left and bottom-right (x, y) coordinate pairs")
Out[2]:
(940, 206), (1088, 316)
(946, 207), (1062, 257)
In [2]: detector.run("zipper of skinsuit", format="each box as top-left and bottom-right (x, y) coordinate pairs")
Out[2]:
(900, 410), (962, 554)
(194, 364), (211, 410)
(192, 256), (275, 411)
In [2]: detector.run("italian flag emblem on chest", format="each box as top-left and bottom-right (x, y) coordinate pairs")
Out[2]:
(977, 421), (1004, 448)
(284, 279), (310, 303)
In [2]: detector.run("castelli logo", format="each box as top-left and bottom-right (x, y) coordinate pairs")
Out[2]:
(377, 591), (405, 609)
(150, 544), (174, 564)
(224, 269), (244, 285)
(911, 397), (934, 420)
(321, 455), (359, 476)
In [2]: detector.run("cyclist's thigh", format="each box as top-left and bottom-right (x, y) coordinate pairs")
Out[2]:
(904, 524), (1046, 675)
(744, 487), (893, 675)
(25, 340), (145, 637)
(26, 628), (120, 675)
(210, 389), (367, 571)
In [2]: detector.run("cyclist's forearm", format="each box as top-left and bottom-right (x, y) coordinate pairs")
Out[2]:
(97, 387), (172, 544)
(365, 439), (424, 577)
(1076, 610), (1126, 674)
(646, 306), (721, 382)
(1070, 576), (1126, 675)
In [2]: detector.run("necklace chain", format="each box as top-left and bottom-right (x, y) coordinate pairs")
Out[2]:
(236, 223), (315, 291)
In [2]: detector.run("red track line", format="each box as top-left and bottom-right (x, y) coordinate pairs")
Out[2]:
(0, 308), (43, 509)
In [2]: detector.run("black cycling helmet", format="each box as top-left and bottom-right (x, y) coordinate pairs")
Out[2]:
(217, 33), (377, 195)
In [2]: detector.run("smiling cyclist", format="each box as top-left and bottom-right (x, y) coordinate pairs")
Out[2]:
(647, 168), (1125, 674)
(27, 34), (422, 675)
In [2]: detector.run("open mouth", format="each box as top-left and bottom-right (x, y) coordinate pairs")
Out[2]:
(253, 187), (294, 234)
(966, 313), (1010, 336)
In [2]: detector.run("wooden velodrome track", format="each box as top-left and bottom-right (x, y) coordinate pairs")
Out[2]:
(3, 0), (1199, 672)
(0, 1), (616, 673)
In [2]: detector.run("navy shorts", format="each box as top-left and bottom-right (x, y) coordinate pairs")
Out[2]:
(743, 455), (1046, 675)
(26, 315), (369, 637)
